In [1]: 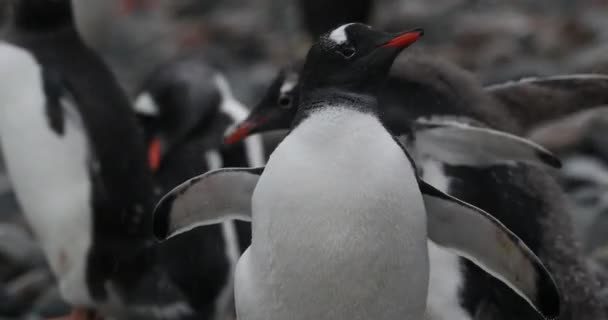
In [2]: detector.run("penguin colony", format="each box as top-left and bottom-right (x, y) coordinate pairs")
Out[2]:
(1, 1), (608, 320)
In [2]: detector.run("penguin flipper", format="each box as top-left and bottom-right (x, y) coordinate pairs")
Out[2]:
(411, 118), (561, 168)
(485, 74), (608, 130)
(419, 179), (560, 319)
(153, 167), (264, 241)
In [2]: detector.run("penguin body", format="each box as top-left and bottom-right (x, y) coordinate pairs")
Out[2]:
(226, 55), (607, 319)
(0, 1), (198, 318)
(134, 55), (265, 319)
(0, 42), (94, 307)
(153, 23), (560, 320)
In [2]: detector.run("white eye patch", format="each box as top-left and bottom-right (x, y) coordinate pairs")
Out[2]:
(280, 76), (298, 95)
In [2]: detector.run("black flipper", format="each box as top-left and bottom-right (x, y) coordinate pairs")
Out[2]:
(485, 74), (608, 131)
(410, 118), (561, 168)
(153, 167), (264, 240)
(419, 179), (560, 319)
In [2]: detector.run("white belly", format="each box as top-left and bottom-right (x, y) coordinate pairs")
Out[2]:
(237, 107), (429, 320)
(0, 43), (93, 306)
(421, 159), (472, 320)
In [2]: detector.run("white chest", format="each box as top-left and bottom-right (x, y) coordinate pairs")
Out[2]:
(237, 107), (429, 320)
(0, 43), (93, 306)
(421, 159), (472, 320)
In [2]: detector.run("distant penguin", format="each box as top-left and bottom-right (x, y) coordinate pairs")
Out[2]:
(224, 55), (608, 319)
(152, 23), (560, 320)
(133, 54), (265, 319)
(0, 1), (196, 319)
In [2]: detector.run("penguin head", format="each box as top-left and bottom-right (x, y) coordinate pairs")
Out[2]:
(11, 0), (73, 32)
(224, 69), (300, 144)
(300, 23), (423, 97)
(135, 61), (223, 171)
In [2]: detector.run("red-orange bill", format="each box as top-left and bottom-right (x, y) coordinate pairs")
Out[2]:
(224, 123), (254, 145)
(148, 138), (162, 172)
(382, 29), (424, 48)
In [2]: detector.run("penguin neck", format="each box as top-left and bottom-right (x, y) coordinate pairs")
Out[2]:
(180, 106), (233, 148)
(293, 89), (379, 128)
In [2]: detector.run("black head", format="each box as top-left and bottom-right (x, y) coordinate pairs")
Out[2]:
(298, 0), (374, 38)
(224, 69), (300, 144)
(136, 61), (223, 171)
(299, 23), (423, 98)
(11, 0), (73, 31)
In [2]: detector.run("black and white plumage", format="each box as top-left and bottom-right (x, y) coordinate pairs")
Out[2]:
(0, 1), (199, 318)
(153, 23), (560, 320)
(223, 55), (608, 319)
(133, 54), (265, 319)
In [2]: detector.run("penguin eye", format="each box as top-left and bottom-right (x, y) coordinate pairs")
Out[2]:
(278, 95), (292, 109)
(337, 46), (356, 59)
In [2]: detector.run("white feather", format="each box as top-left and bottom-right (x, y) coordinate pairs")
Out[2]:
(214, 74), (266, 167)
(328, 23), (355, 44)
(133, 92), (160, 116)
(204, 150), (241, 320)
(422, 159), (473, 320)
(0, 42), (93, 306)
(238, 107), (429, 320)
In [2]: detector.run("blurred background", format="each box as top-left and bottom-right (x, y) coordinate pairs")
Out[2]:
(2, 0), (608, 318)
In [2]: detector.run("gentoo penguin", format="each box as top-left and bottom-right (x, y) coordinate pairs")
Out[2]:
(152, 23), (560, 320)
(224, 56), (608, 319)
(224, 67), (562, 170)
(133, 56), (265, 319)
(226, 66), (608, 143)
(0, 1), (195, 319)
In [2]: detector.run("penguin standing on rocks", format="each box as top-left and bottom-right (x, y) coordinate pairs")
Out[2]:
(133, 55), (265, 319)
(225, 55), (608, 319)
(0, 1), (197, 319)
(153, 23), (560, 320)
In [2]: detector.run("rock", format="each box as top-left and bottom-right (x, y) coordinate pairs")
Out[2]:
(0, 269), (52, 317)
(0, 224), (45, 280)
(31, 288), (70, 319)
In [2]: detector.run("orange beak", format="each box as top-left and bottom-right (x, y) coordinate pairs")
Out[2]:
(148, 138), (162, 172)
(382, 29), (424, 48)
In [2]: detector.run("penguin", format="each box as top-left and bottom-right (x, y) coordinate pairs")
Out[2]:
(152, 23), (560, 320)
(225, 65), (608, 143)
(0, 1), (196, 319)
(223, 56), (608, 319)
(224, 67), (562, 170)
(132, 54), (266, 319)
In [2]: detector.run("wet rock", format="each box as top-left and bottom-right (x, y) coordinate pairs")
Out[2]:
(31, 287), (70, 319)
(0, 224), (45, 281)
(0, 270), (52, 318)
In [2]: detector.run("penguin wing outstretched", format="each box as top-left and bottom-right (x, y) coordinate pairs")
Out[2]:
(409, 118), (561, 168)
(485, 74), (608, 131)
(153, 167), (264, 240)
(419, 179), (560, 320)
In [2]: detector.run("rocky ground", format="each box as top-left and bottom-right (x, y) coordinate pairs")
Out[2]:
(2, 0), (608, 318)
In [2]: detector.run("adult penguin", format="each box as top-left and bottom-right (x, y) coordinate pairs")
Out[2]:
(0, 1), (195, 319)
(153, 23), (560, 320)
(133, 54), (265, 319)
(223, 56), (608, 319)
